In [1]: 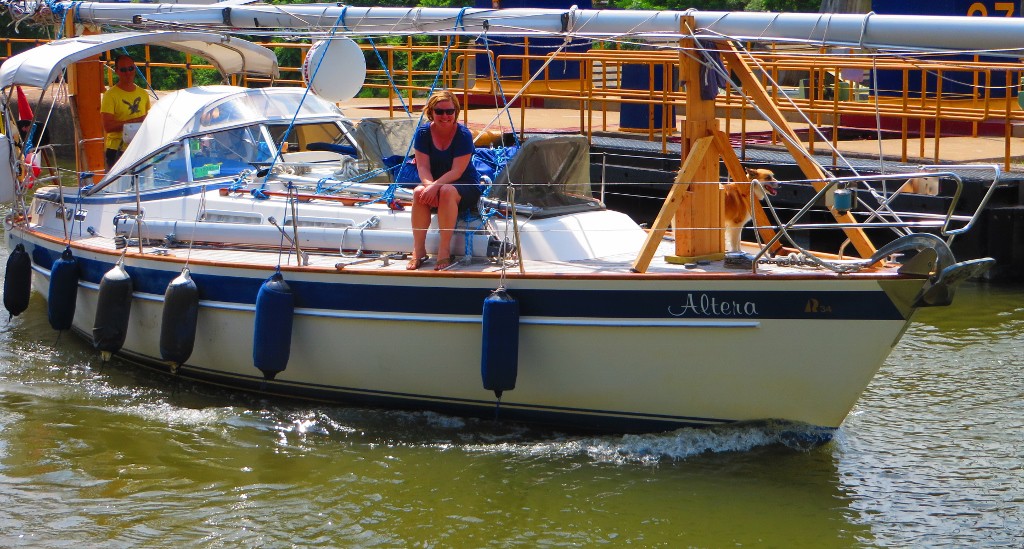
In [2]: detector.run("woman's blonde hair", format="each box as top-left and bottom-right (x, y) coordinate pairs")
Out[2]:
(424, 90), (461, 122)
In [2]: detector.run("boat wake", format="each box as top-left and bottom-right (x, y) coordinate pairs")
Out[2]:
(233, 404), (834, 464)
(459, 421), (832, 465)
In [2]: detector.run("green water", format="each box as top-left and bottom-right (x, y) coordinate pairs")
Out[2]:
(0, 245), (1021, 547)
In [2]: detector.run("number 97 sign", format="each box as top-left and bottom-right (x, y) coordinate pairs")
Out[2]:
(967, 2), (1016, 16)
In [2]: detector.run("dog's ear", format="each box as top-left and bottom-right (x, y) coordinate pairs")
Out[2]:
(746, 168), (777, 182)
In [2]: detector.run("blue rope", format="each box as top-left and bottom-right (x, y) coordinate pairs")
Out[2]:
(228, 170), (249, 193)
(480, 31), (519, 146)
(460, 208), (485, 257)
(51, 0), (68, 39)
(456, 7), (468, 32)
(367, 40), (411, 115)
(315, 166), (395, 195)
(258, 9), (348, 190)
(340, 5), (410, 115)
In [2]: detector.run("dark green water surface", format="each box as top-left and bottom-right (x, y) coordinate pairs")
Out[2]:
(0, 233), (1020, 547)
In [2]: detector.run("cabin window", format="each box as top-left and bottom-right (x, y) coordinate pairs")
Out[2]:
(99, 143), (188, 194)
(267, 122), (355, 155)
(187, 126), (273, 181)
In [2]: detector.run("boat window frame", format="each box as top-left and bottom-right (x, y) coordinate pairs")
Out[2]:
(94, 141), (191, 195)
(186, 123), (275, 182)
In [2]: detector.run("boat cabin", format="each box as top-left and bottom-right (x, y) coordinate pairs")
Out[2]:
(90, 86), (363, 195)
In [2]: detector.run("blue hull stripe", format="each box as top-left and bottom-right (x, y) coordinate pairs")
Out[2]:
(27, 240), (907, 321)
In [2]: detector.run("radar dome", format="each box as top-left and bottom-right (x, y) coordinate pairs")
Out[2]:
(302, 38), (365, 103)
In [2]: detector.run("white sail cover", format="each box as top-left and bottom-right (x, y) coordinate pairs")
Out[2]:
(0, 31), (279, 89)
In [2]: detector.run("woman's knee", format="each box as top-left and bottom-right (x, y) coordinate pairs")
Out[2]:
(412, 185), (427, 204)
(439, 185), (460, 204)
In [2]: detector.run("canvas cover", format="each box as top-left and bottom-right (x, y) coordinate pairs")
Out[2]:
(0, 31), (278, 90)
(96, 86), (344, 188)
(489, 134), (596, 215)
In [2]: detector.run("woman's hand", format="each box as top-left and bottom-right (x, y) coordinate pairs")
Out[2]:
(418, 181), (442, 207)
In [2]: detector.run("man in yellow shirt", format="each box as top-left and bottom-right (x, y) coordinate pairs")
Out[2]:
(101, 54), (150, 169)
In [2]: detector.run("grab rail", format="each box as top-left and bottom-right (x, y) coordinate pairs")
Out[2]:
(752, 169), (997, 265)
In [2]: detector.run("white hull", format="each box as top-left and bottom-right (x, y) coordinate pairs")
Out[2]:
(14, 228), (915, 432)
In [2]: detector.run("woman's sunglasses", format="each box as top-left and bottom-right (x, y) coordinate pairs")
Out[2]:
(118, 65), (137, 73)
(432, 108), (456, 116)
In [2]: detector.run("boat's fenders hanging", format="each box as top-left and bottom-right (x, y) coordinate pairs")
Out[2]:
(481, 287), (519, 399)
(47, 247), (79, 331)
(92, 262), (133, 358)
(252, 271), (294, 380)
(160, 268), (199, 369)
(3, 243), (31, 318)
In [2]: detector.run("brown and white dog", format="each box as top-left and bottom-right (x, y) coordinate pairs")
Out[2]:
(722, 168), (778, 253)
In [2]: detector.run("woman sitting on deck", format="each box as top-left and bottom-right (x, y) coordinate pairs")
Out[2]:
(406, 90), (481, 271)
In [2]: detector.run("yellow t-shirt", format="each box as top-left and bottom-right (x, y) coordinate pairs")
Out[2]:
(100, 85), (150, 151)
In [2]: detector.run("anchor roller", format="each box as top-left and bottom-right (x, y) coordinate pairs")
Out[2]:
(3, 243), (31, 319)
(47, 247), (79, 331)
(253, 271), (294, 380)
(481, 287), (519, 399)
(160, 268), (199, 369)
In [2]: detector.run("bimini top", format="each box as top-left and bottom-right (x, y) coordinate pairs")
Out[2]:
(0, 31), (279, 89)
(95, 85), (344, 188)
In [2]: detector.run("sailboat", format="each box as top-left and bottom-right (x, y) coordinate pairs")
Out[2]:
(0, 3), (1000, 435)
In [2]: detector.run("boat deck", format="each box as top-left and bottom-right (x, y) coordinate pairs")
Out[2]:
(54, 230), (886, 279)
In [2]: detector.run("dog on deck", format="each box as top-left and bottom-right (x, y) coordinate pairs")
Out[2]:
(722, 168), (779, 253)
(898, 176), (940, 196)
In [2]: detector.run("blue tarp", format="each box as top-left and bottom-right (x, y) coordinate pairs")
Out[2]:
(384, 145), (520, 187)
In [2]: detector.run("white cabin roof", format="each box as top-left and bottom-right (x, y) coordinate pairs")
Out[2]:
(0, 31), (279, 89)
(100, 86), (344, 186)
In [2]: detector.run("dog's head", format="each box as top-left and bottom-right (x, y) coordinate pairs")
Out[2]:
(744, 168), (778, 197)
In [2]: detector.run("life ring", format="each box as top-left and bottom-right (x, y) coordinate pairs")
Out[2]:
(23, 151), (41, 187)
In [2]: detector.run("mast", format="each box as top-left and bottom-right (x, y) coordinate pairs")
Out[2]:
(55, 3), (1024, 55)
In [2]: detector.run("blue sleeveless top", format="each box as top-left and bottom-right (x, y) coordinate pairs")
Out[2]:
(412, 123), (481, 189)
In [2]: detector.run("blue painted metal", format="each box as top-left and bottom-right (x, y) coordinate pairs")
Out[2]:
(481, 287), (519, 398)
(47, 247), (78, 331)
(253, 271), (294, 380)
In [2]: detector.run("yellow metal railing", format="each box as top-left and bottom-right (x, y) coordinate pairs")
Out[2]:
(3, 37), (1022, 169)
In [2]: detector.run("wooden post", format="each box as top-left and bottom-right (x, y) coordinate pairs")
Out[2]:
(669, 16), (725, 264)
(67, 21), (107, 177)
(631, 136), (715, 273)
(719, 42), (876, 258)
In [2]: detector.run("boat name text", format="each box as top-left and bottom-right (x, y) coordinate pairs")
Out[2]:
(668, 293), (759, 317)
